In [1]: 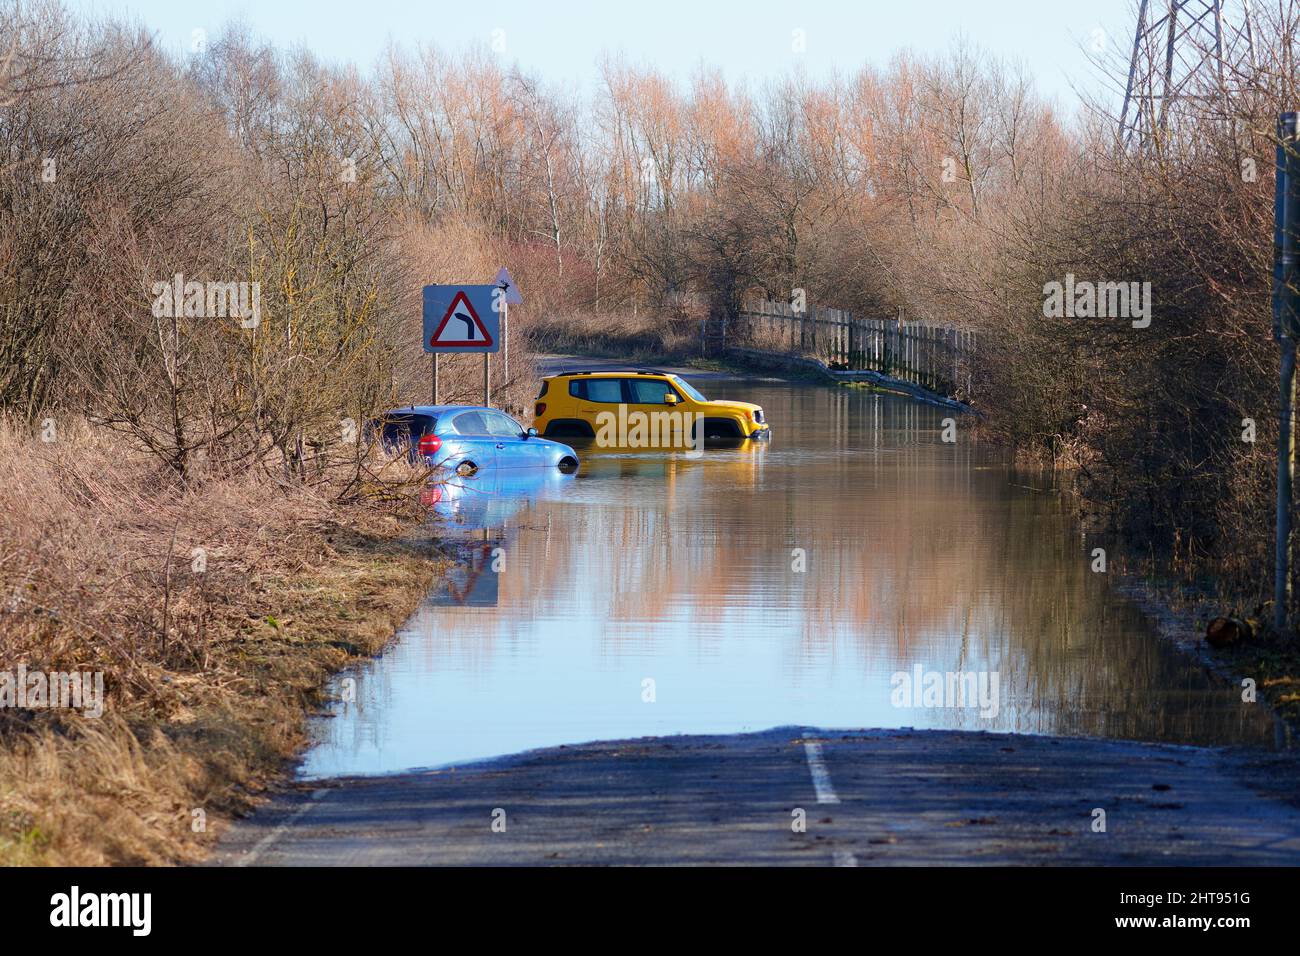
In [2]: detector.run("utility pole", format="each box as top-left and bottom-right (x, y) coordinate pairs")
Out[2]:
(1119, 0), (1258, 150)
(1274, 112), (1300, 634)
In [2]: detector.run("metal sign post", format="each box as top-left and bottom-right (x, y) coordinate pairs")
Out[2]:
(1273, 112), (1300, 634)
(493, 267), (522, 388)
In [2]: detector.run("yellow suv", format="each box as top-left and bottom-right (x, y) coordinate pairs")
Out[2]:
(532, 369), (770, 442)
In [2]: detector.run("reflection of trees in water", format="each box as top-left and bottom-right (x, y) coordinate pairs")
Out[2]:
(410, 386), (1276, 748)
(310, 596), (503, 773)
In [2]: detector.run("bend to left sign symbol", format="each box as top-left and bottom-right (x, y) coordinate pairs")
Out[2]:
(423, 285), (499, 353)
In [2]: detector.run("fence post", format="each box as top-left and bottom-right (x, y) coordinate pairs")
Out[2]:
(929, 325), (935, 389)
(915, 324), (921, 386)
(918, 325), (923, 384)
(893, 317), (900, 377)
(927, 325), (934, 389)
(930, 326), (935, 389)
(967, 331), (974, 396)
(901, 322), (907, 381)
(954, 328), (960, 392)
(918, 324), (923, 387)
(913, 325), (918, 384)
(904, 322), (911, 382)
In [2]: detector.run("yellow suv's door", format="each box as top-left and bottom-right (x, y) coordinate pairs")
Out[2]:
(571, 376), (624, 442)
(625, 376), (694, 449)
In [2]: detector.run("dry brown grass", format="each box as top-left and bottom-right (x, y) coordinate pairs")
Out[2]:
(0, 417), (443, 865)
(526, 310), (699, 363)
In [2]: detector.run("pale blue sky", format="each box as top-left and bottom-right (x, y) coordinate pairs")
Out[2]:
(70, 0), (1137, 114)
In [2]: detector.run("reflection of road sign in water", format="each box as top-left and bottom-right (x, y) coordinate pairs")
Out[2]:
(431, 540), (500, 607)
(422, 285), (499, 352)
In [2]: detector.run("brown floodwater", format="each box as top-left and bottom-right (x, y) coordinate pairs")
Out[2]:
(300, 378), (1282, 778)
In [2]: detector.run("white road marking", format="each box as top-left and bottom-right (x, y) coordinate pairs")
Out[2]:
(235, 787), (331, 867)
(803, 740), (840, 804)
(832, 850), (858, 867)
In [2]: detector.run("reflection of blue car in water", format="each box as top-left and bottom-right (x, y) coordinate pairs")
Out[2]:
(422, 466), (575, 527)
(370, 405), (580, 476)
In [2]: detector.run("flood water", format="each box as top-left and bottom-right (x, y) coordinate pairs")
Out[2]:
(300, 378), (1279, 778)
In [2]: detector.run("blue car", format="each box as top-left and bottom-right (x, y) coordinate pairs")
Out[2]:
(372, 405), (580, 476)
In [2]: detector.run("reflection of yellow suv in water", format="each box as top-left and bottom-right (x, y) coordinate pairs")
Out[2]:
(532, 369), (770, 441)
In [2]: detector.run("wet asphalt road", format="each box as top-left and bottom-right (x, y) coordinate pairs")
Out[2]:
(213, 728), (1300, 866)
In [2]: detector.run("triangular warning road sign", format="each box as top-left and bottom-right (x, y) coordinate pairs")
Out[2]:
(429, 290), (495, 347)
(494, 266), (522, 305)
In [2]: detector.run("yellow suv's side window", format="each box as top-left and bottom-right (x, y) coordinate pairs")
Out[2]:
(570, 378), (623, 403)
(627, 378), (678, 404)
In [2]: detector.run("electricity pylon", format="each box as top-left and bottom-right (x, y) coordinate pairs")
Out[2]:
(1118, 0), (1260, 148)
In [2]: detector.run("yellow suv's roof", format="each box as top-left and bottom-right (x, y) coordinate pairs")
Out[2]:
(546, 370), (671, 379)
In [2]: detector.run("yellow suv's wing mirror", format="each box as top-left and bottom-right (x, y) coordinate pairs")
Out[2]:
(663, 392), (679, 405)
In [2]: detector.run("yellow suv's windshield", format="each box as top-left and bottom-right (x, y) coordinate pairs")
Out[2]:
(669, 375), (708, 402)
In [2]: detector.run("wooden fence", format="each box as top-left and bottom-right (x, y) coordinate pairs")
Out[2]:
(717, 300), (977, 400)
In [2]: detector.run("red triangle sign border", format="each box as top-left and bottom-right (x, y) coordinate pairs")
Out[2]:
(428, 289), (495, 347)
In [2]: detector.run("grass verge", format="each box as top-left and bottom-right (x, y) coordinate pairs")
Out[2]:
(0, 419), (444, 865)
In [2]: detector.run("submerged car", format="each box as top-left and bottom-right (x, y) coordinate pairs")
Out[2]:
(421, 463), (575, 527)
(372, 405), (580, 475)
(531, 369), (771, 441)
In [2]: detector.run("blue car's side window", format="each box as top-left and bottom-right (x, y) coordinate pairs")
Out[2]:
(484, 412), (524, 438)
(449, 411), (488, 435)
